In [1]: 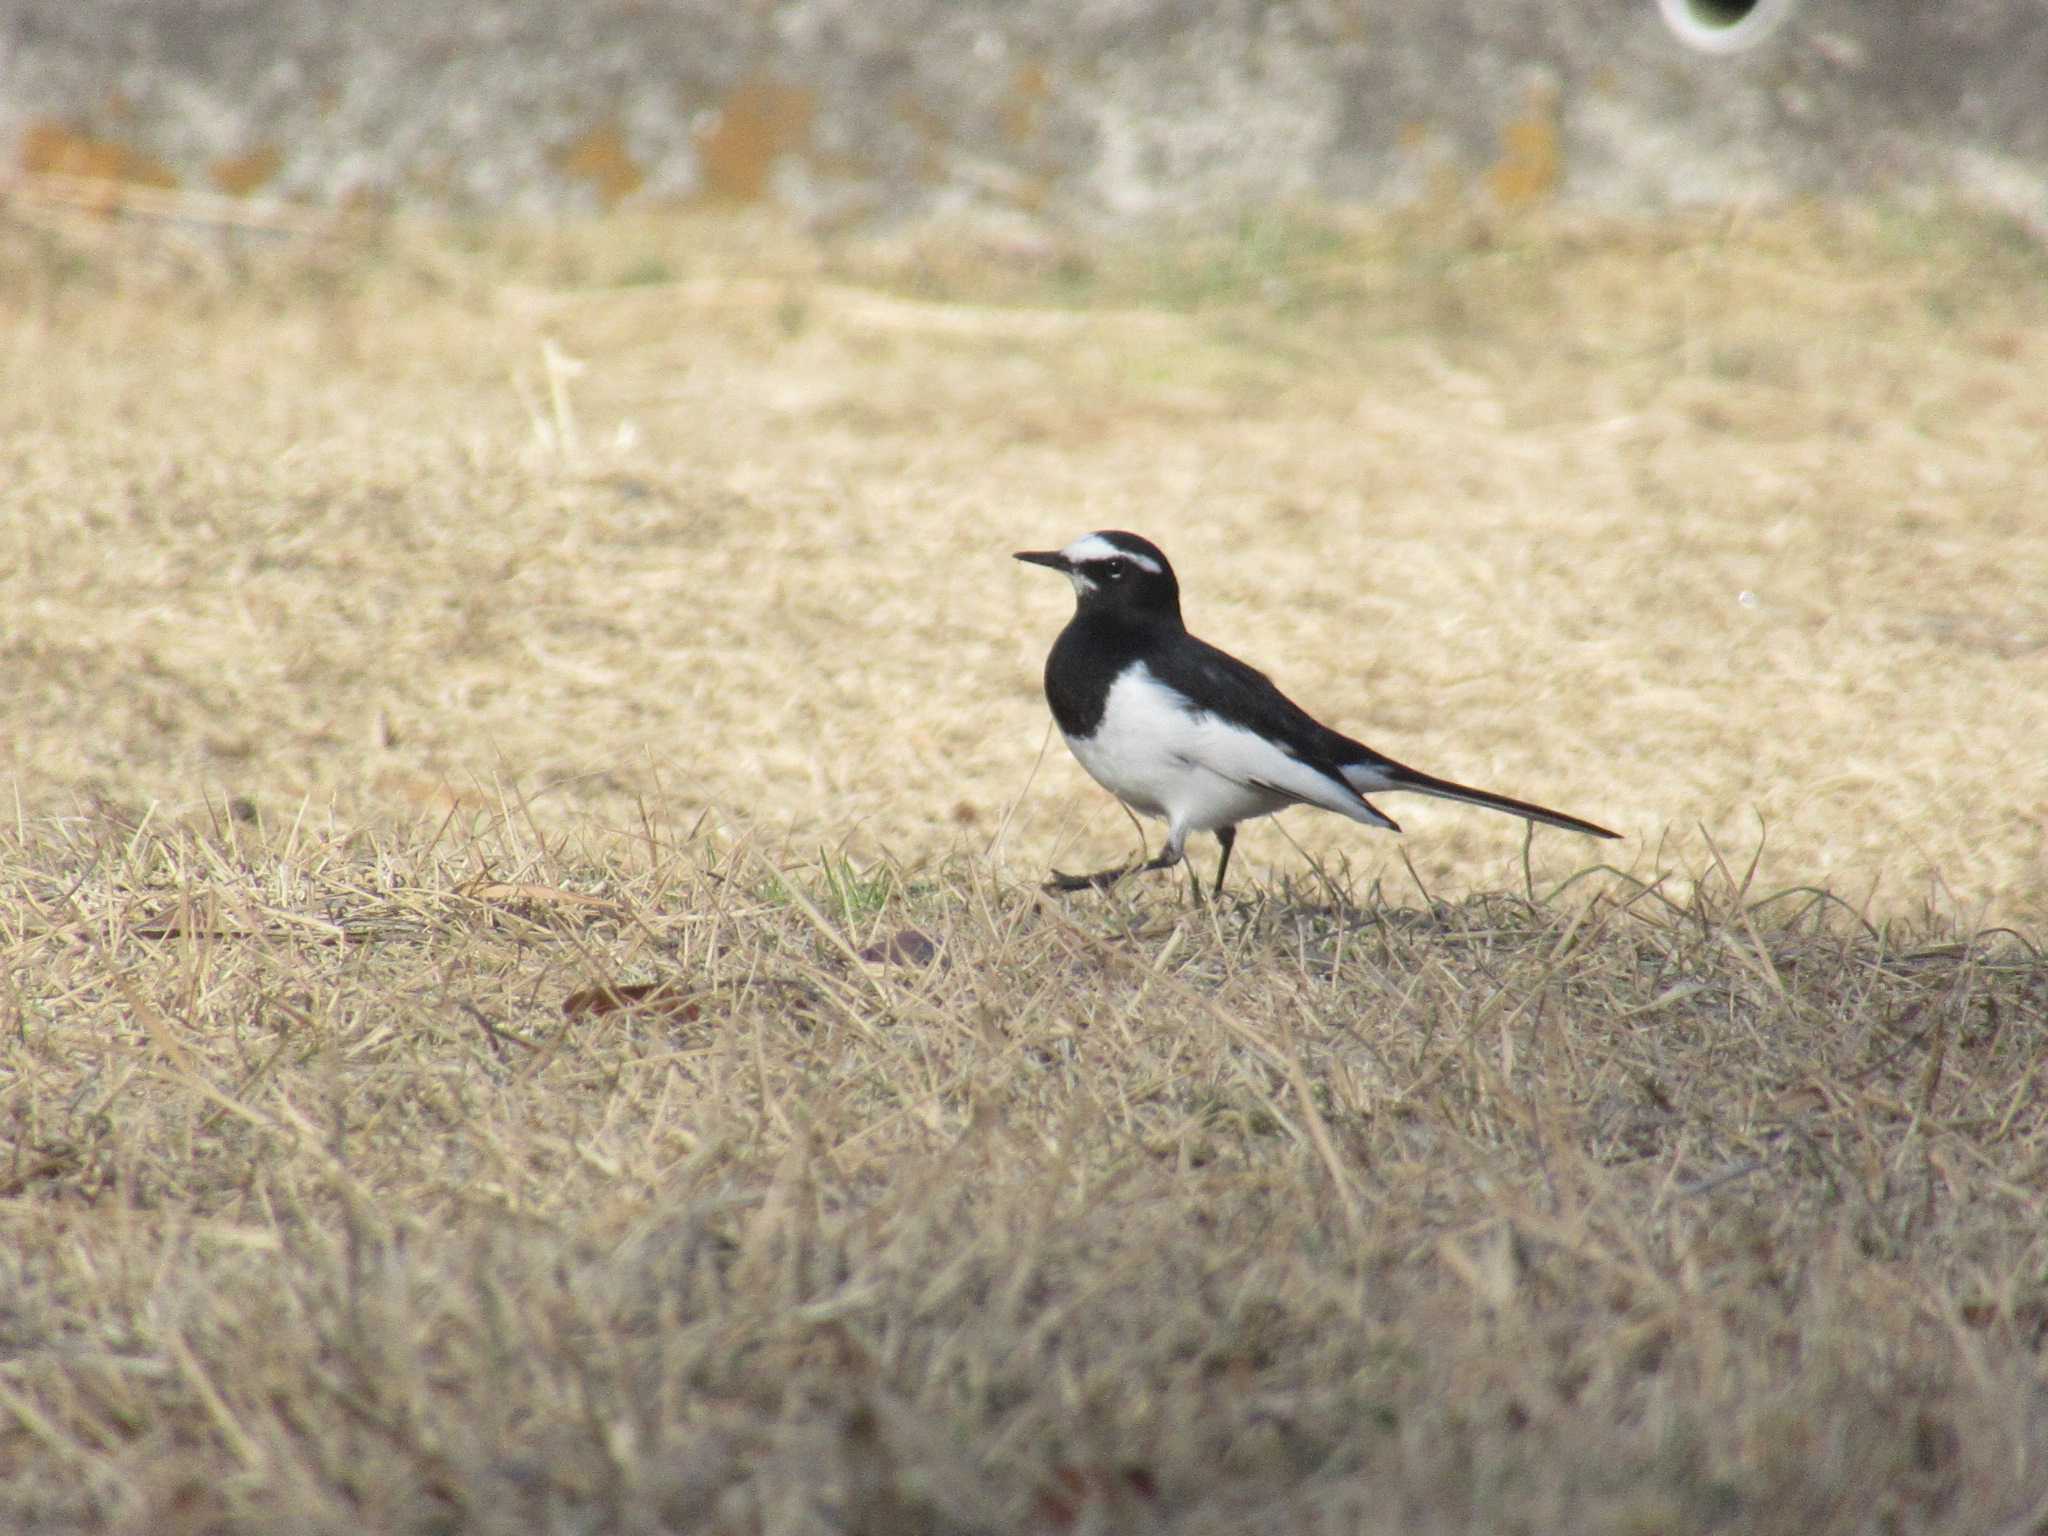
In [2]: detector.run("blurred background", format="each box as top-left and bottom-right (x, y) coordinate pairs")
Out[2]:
(4, 0), (2044, 923)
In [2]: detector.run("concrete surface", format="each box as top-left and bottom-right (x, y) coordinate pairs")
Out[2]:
(3, 0), (2044, 227)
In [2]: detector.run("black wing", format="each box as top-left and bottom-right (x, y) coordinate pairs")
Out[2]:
(1149, 631), (1620, 842)
(1147, 630), (1379, 776)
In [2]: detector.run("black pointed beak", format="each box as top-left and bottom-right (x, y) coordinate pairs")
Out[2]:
(1014, 550), (1070, 572)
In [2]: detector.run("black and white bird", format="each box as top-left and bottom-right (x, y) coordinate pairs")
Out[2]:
(1015, 530), (1620, 896)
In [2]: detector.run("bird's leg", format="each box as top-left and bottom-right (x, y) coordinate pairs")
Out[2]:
(1211, 825), (1237, 899)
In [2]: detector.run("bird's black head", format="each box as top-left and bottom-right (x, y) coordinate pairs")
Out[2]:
(1014, 531), (1183, 625)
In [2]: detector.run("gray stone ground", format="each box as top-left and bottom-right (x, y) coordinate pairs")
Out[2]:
(2, 0), (2044, 227)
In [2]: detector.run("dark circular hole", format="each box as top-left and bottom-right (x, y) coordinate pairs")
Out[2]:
(1658, 0), (1797, 53)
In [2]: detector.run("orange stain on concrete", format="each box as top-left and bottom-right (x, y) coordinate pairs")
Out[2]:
(211, 144), (283, 196)
(999, 60), (1051, 146)
(20, 117), (178, 187)
(696, 79), (815, 202)
(892, 91), (950, 186)
(1487, 83), (1563, 209)
(552, 120), (646, 208)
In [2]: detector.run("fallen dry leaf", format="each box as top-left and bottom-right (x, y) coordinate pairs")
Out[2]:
(857, 926), (940, 967)
(561, 981), (701, 1023)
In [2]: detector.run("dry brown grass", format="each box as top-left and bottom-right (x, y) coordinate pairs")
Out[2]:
(4, 809), (2045, 1533)
(3, 200), (2044, 923)
(1, 200), (2046, 1532)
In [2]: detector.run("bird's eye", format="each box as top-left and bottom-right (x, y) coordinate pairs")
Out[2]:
(1104, 562), (1126, 582)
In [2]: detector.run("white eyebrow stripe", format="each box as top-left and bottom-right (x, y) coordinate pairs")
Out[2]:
(1060, 534), (1162, 575)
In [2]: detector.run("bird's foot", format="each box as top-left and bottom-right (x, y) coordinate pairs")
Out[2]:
(1043, 865), (1134, 894)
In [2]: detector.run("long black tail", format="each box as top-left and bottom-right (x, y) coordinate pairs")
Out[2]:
(1345, 760), (1620, 840)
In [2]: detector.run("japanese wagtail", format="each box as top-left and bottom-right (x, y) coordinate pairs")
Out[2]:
(1015, 531), (1619, 896)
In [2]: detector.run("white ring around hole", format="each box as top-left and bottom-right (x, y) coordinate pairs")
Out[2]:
(1656, 0), (1803, 54)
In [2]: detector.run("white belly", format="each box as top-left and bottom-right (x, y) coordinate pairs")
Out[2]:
(1065, 664), (1363, 836)
(1067, 724), (1289, 832)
